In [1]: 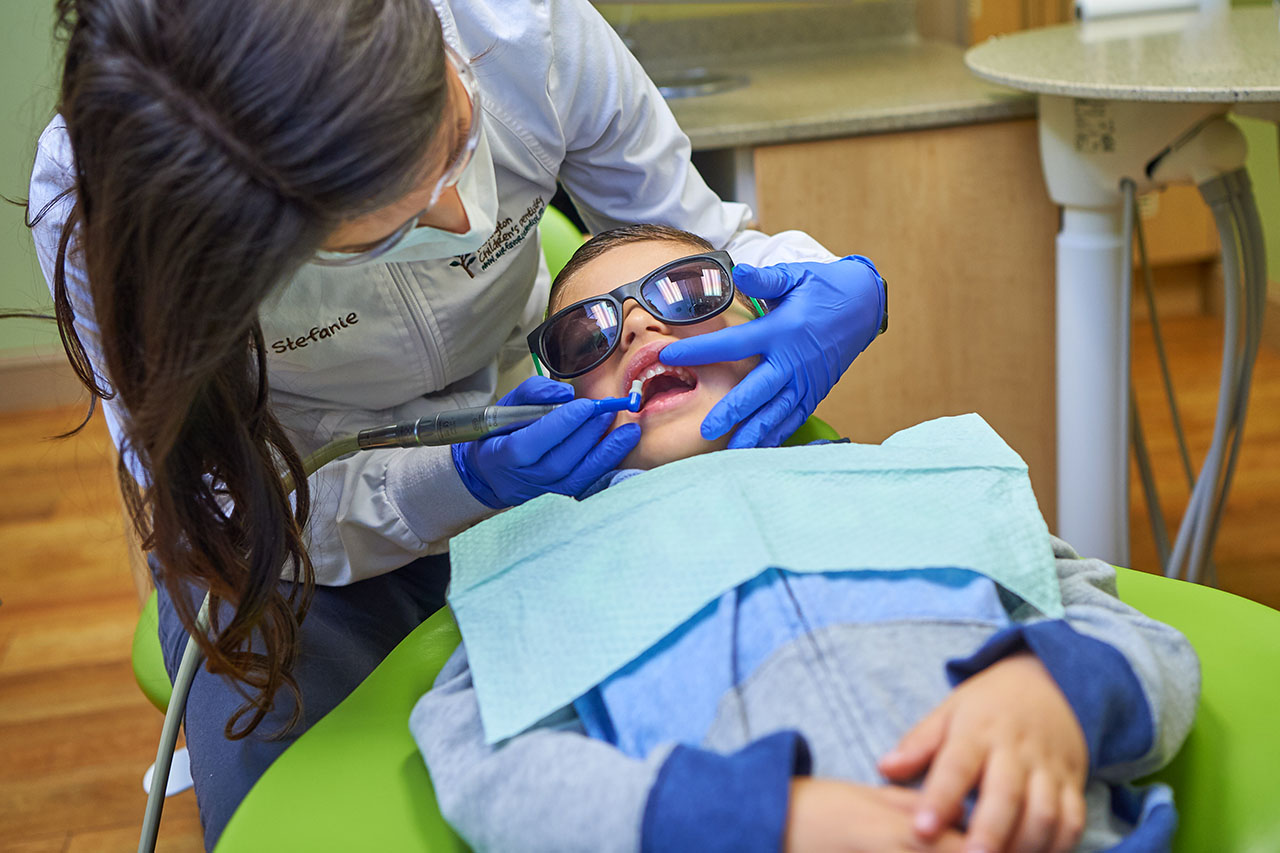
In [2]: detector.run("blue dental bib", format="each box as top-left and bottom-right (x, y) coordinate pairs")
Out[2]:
(448, 414), (1060, 744)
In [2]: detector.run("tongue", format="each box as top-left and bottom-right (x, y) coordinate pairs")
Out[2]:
(643, 373), (694, 405)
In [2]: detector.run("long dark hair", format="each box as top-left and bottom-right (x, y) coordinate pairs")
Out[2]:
(548, 225), (717, 314)
(39, 0), (449, 737)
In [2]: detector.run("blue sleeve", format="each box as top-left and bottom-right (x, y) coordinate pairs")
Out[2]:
(945, 620), (1155, 771)
(641, 730), (812, 853)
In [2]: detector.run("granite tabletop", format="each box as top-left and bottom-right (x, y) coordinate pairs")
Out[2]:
(610, 2), (1034, 151)
(965, 5), (1280, 103)
(663, 39), (1036, 150)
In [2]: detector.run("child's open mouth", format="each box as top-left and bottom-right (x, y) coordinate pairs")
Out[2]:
(637, 364), (698, 413)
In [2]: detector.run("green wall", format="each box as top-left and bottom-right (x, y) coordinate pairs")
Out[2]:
(1234, 0), (1280, 290)
(1235, 116), (1280, 291)
(0, 1), (60, 358)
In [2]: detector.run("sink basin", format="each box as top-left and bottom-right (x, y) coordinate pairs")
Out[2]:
(651, 68), (748, 100)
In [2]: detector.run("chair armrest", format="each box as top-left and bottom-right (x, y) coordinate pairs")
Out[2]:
(1116, 567), (1280, 853)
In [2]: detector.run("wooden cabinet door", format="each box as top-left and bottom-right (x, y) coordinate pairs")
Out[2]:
(753, 119), (1060, 525)
(1136, 185), (1219, 266)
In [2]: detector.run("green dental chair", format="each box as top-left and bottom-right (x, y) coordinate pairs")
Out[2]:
(210, 562), (1280, 853)
(133, 209), (1280, 850)
(210, 559), (1280, 853)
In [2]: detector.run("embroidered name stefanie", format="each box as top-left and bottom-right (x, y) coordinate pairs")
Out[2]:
(271, 312), (359, 353)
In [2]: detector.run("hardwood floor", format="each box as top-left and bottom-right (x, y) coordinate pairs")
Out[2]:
(0, 313), (1277, 851)
(0, 406), (203, 852)
(1129, 314), (1280, 608)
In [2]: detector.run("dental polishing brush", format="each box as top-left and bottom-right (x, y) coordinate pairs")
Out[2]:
(356, 379), (644, 449)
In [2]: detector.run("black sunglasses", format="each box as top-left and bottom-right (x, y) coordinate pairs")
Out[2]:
(528, 250), (743, 379)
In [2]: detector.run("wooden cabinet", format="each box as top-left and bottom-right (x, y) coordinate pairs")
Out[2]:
(1136, 185), (1219, 266)
(962, 0), (1071, 45)
(752, 119), (1060, 526)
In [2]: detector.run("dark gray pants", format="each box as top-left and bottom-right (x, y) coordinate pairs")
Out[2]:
(154, 553), (450, 851)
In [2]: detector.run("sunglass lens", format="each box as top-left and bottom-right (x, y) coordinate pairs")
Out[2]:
(543, 300), (621, 376)
(640, 260), (732, 322)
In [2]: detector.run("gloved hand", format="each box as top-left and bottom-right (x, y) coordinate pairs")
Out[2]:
(452, 376), (641, 509)
(660, 255), (886, 448)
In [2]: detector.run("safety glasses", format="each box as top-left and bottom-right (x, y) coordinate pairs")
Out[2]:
(313, 43), (482, 267)
(422, 43), (483, 210)
(527, 250), (740, 379)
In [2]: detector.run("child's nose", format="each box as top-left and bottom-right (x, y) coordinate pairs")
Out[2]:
(619, 302), (672, 350)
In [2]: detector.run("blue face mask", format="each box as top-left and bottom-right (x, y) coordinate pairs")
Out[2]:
(312, 123), (498, 267)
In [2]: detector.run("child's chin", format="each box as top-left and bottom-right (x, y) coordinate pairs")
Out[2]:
(621, 429), (725, 471)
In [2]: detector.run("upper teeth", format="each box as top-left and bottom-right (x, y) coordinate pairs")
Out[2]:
(635, 364), (695, 391)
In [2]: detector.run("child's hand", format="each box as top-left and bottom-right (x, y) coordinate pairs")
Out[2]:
(785, 778), (969, 853)
(877, 651), (1087, 853)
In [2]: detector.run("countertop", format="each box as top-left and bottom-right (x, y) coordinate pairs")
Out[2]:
(661, 39), (1036, 150)
(609, 2), (1034, 151)
(966, 5), (1280, 103)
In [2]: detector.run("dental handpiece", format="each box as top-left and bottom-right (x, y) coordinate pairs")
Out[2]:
(356, 380), (644, 450)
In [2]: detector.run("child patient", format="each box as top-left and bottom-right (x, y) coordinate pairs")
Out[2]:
(412, 225), (1198, 853)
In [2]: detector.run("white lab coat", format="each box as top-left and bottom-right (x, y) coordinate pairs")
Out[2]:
(29, 0), (835, 585)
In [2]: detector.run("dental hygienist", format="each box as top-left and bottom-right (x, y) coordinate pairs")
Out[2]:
(27, 0), (884, 845)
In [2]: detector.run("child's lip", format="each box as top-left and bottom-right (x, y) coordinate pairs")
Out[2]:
(623, 341), (702, 409)
(621, 341), (669, 395)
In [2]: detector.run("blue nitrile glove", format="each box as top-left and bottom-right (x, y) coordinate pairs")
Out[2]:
(660, 255), (886, 449)
(452, 376), (642, 509)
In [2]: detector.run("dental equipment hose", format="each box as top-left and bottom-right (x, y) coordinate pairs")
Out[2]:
(140, 394), (640, 852)
(1128, 168), (1265, 587)
(1127, 178), (1185, 570)
(138, 597), (209, 853)
(1168, 170), (1258, 585)
(1202, 172), (1266, 580)
(1131, 181), (1196, 568)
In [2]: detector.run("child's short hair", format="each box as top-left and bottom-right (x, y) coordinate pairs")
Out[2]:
(547, 223), (754, 316)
